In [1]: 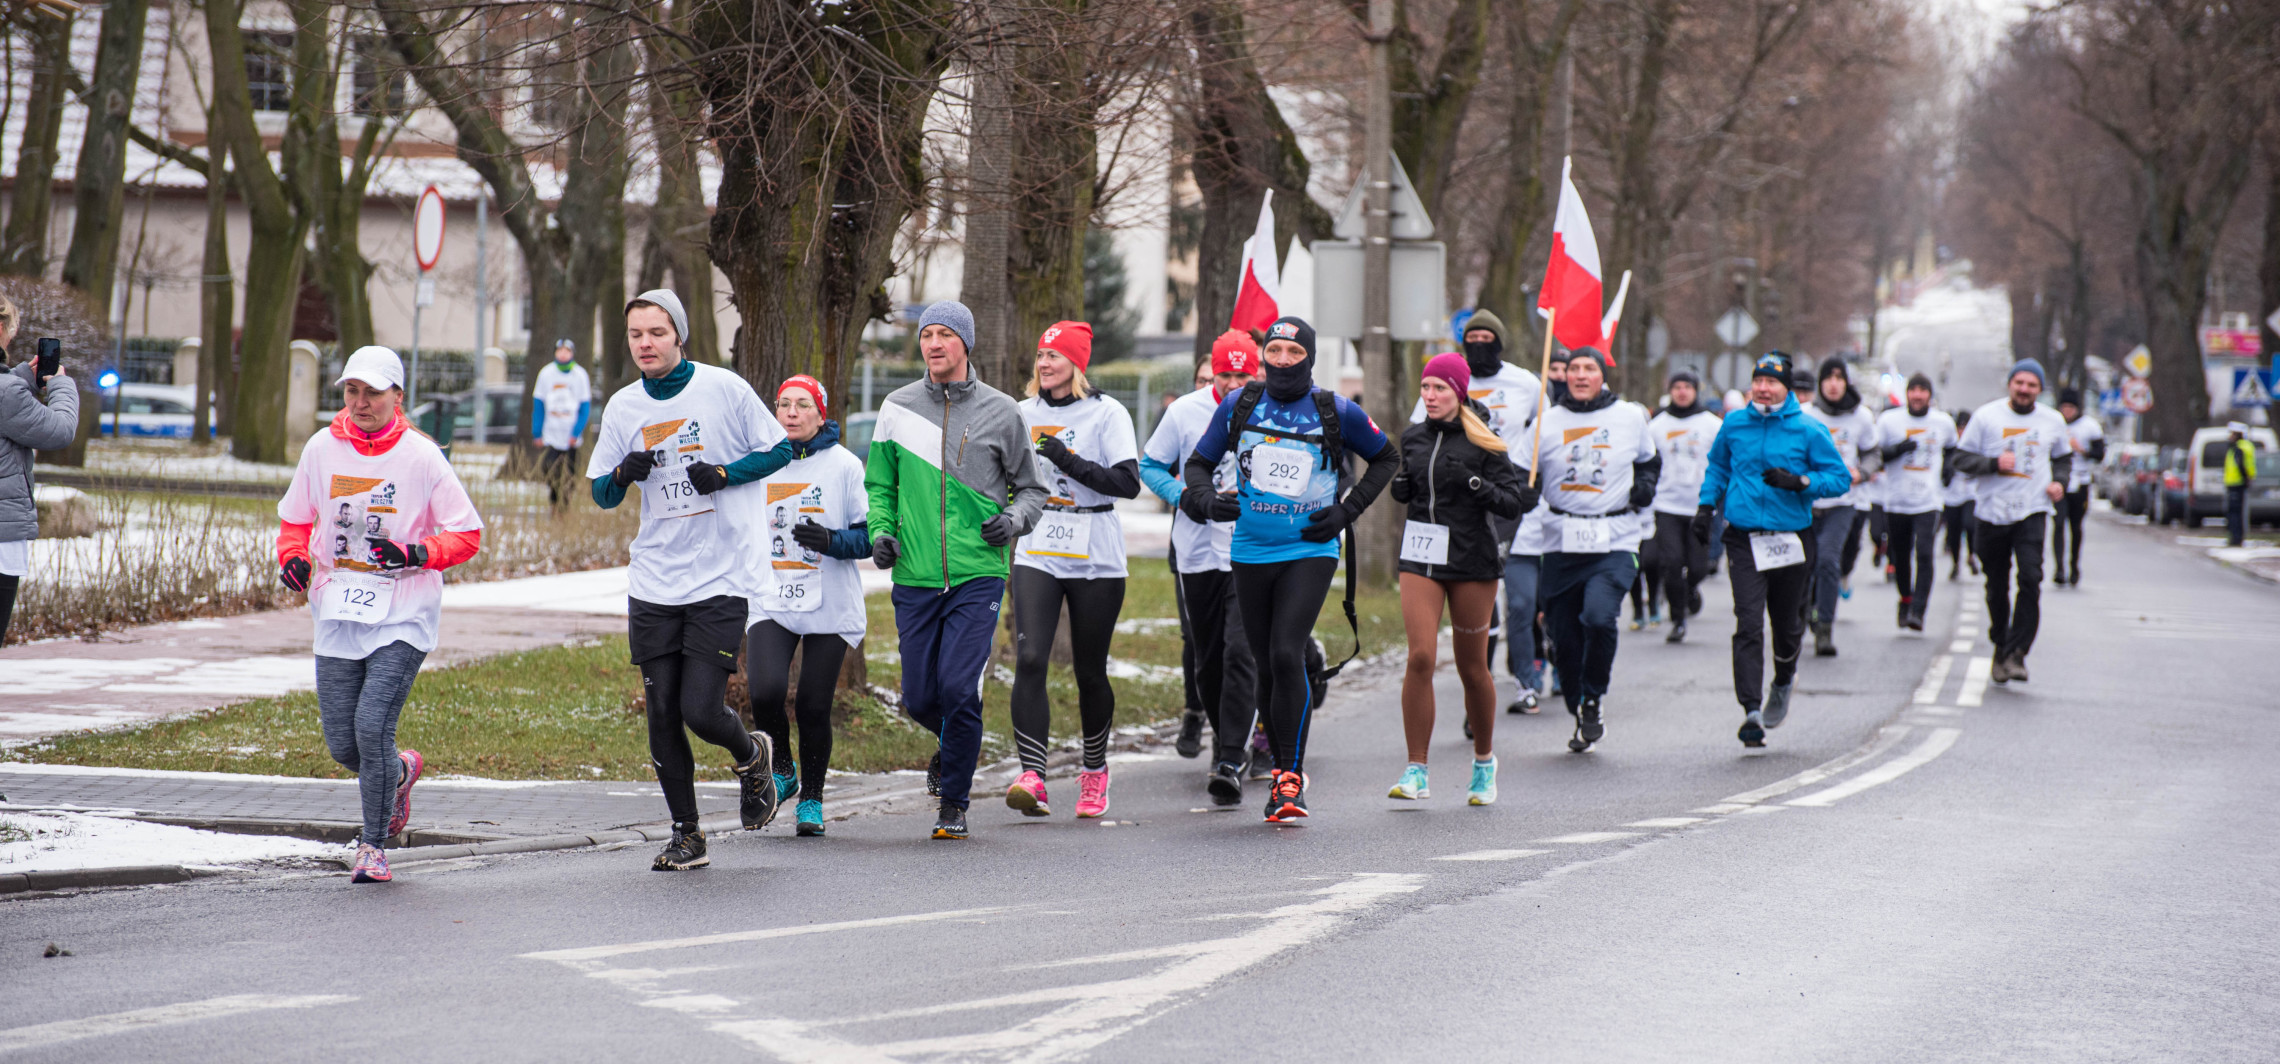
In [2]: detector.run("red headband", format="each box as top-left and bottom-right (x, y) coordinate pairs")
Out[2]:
(777, 375), (828, 420)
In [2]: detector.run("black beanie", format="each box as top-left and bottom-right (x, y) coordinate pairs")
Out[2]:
(1263, 316), (1316, 359)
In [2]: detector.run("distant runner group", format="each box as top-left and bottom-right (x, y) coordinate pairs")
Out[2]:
(272, 291), (2099, 879)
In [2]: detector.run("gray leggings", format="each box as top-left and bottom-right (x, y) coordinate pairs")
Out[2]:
(317, 641), (428, 847)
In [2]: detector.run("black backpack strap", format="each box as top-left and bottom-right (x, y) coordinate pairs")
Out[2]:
(1320, 524), (1361, 681)
(1228, 382), (1265, 442)
(1313, 389), (1343, 471)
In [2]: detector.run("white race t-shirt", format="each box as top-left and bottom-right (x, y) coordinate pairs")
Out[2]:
(585, 363), (787, 605)
(1959, 399), (2073, 526)
(1017, 393), (1139, 580)
(1875, 407), (1958, 515)
(1800, 401), (1880, 510)
(1646, 407), (1721, 517)
(2065, 415), (2105, 491)
(1409, 361), (1543, 463)
(747, 443), (869, 645)
(1145, 387), (1238, 574)
(536, 362), (592, 450)
(280, 427), (484, 660)
(1943, 463), (1976, 509)
(1514, 399), (1655, 554)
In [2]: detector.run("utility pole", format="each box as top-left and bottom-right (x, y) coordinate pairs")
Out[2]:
(1359, 0), (1398, 587)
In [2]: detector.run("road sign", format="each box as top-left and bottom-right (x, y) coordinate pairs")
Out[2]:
(1713, 308), (1758, 349)
(2232, 368), (2273, 408)
(2202, 327), (2261, 356)
(1333, 154), (1434, 241)
(414, 185), (446, 271)
(2121, 376), (2153, 414)
(2123, 345), (2152, 378)
(2267, 306), (2280, 339)
(1709, 351), (1750, 391)
(1310, 240), (1447, 341)
(2098, 388), (2126, 418)
(416, 277), (436, 307)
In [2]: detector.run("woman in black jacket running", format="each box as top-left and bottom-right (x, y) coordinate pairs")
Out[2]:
(1387, 353), (1526, 806)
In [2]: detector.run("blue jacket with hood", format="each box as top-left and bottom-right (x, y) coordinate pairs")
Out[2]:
(1699, 392), (1851, 532)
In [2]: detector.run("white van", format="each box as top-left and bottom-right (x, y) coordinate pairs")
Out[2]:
(2176, 424), (2278, 527)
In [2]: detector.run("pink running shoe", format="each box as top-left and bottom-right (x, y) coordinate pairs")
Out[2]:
(387, 749), (424, 839)
(1005, 770), (1051, 816)
(349, 842), (392, 883)
(1075, 769), (1110, 819)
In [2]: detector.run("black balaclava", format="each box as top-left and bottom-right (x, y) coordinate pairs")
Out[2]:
(1461, 308), (1510, 379)
(1262, 316), (1317, 402)
(1547, 351), (1573, 405)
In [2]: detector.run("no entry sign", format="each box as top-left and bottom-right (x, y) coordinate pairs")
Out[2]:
(414, 186), (446, 272)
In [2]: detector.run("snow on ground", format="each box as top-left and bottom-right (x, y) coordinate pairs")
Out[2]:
(0, 810), (339, 871)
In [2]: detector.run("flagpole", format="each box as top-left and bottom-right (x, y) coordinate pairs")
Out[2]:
(1531, 308), (1554, 488)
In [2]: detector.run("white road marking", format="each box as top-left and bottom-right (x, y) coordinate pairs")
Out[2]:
(0, 994), (354, 1053)
(521, 907), (1012, 963)
(1954, 625), (1980, 637)
(1625, 817), (1705, 828)
(1689, 802), (1752, 815)
(1719, 724), (1912, 805)
(1948, 639), (1975, 652)
(1912, 655), (1954, 704)
(1534, 831), (1641, 844)
(1433, 848), (1551, 862)
(1787, 728), (1962, 807)
(1956, 656), (1993, 707)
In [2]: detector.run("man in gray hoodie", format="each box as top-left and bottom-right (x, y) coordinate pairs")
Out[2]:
(0, 325), (80, 643)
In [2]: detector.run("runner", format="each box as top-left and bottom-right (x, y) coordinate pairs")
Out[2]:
(1694, 352), (1849, 747)
(1506, 346), (1571, 714)
(532, 339), (591, 506)
(1646, 369), (1721, 644)
(1185, 315), (1398, 822)
(276, 346), (484, 883)
(867, 300), (1048, 840)
(1006, 322), (1142, 819)
(1141, 329), (1260, 804)
(1799, 356), (1879, 657)
(2051, 388), (2106, 584)
(589, 289), (792, 869)
(1515, 347), (1658, 753)
(1874, 374), (1958, 630)
(746, 375), (869, 838)
(1942, 408), (1978, 581)
(1389, 353), (1525, 802)
(1164, 357), (1216, 759)
(1949, 358), (2073, 684)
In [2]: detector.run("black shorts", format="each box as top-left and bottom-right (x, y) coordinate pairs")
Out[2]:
(628, 595), (748, 671)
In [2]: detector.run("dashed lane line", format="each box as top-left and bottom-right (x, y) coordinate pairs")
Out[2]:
(1711, 723), (1914, 808)
(1624, 817), (1705, 828)
(1948, 639), (1976, 653)
(1955, 656), (1993, 707)
(1912, 655), (1955, 704)
(1786, 728), (1963, 807)
(0, 995), (355, 1054)
(1535, 831), (1643, 844)
(1433, 849), (1552, 862)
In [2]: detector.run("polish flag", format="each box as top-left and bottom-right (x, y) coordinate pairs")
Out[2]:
(1228, 190), (1281, 333)
(1536, 157), (1612, 360)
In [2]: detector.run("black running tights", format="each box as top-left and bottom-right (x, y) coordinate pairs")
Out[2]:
(1233, 556), (1337, 775)
(1011, 566), (1125, 774)
(0, 574), (15, 646)
(642, 654), (754, 828)
(746, 620), (848, 802)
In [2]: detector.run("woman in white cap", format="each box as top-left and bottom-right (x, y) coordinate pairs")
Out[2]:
(275, 346), (484, 883)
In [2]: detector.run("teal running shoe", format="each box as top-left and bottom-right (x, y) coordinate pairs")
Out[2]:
(795, 799), (824, 837)
(774, 771), (799, 807)
(1387, 763), (1430, 800)
(1468, 757), (1498, 806)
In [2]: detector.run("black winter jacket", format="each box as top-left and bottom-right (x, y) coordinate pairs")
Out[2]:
(1390, 409), (1526, 581)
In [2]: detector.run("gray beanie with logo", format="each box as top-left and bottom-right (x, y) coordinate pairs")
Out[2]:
(627, 289), (691, 345)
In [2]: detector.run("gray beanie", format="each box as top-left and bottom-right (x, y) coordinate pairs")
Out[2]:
(627, 289), (690, 346)
(2009, 357), (2045, 387)
(917, 300), (977, 353)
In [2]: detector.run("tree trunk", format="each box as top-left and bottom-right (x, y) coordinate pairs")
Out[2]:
(639, 55), (719, 373)
(196, 156), (232, 444)
(1602, 0), (1678, 396)
(1, 12), (72, 278)
(1478, 0), (1582, 336)
(2261, 130), (2280, 368)
(1005, 7), (1095, 364)
(1377, 0), (1491, 221)
(61, 0), (150, 312)
(961, 58), (1016, 387)
(297, 0), (386, 357)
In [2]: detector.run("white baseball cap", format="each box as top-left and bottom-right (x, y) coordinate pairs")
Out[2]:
(337, 346), (405, 391)
(2227, 421), (2249, 434)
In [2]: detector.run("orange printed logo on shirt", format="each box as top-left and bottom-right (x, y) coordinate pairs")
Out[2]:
(1562, 427), (1598, 444)
(329, 475), (385, 500)
(641, 419), (689, 448)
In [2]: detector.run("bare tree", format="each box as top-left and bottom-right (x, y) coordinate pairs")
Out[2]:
(1, 7), (72, 278)
(59, 0), (149, 310)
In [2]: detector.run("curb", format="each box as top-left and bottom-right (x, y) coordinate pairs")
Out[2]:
(0, 863), (219, 894)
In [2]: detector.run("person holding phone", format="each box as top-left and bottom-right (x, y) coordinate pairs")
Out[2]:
(0, 295), (80, 645)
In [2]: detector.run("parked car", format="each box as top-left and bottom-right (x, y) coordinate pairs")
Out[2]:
(2163, 426), (2280, 528)
(95, 383), (213, 439)
(2096, 442), (2157, 504)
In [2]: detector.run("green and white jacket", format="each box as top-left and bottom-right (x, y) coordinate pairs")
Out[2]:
(865, 371), (1048, 589)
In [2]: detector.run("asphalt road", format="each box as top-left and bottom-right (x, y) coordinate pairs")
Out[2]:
(5, 512), (2275, 1062)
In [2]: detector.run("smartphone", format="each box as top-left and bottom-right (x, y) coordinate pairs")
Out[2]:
(35, 337), (58, 380)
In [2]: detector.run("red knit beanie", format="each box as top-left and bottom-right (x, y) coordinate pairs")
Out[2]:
(1038, 321), (1093, 371)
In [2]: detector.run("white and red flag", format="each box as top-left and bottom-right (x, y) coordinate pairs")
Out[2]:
(1537, 156), (1620, 359)
(1229, 190), (1281, 333)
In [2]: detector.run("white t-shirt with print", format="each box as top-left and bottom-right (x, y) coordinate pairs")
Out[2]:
(1646, 408), (1721, 517)
(1959, 399), (2073, 526)
(1800, 402), (1880, 510)
(746, 443), (869, 645)
(1514, 400), (1655, 554)
(536, 361), (592, 450)
(1017, 392), (1139, 580)
(1145, 386), (1237, 574)
(1875, 407), (1958, 515)
(280, 428), (484, 660)
(2065, 415), (2105, 491)
(585, 363), (787, 605)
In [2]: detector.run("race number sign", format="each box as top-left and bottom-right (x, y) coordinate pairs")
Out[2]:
(639, 418), (714, 518)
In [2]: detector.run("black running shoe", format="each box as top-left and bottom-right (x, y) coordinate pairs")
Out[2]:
(1897, 599), (1912, 629)
(931, 801), (968, 840)
(652, 826), (708, 870)
(1246, 742), (1276, 781)
(1577, 694), (1604, 744)
(1665, 619), (1687, 644)
(1738, 709), (1766, 748)
(2006, 652), (2029, 683)
(1904, 606), (1924, 631)
(1763, 683), (1792, 729)
(926, 751), (942, 797)
(1175, 709), (1205, 759)
(735, 731), (780, 830)
(1507, 690), (1540, 715)
(1813, 624), (1837, 657)
(1207, 761), (1243, 806)
(1263, 770), (1308, 823)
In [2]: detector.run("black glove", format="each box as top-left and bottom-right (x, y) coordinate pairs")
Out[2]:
(1513, 482), (1541, 515)
(685, 460), (729, 495)
(1211, 492), (1242, 521)
(372, 539), (428, 572)
(1627, 479), (1656, 510)
(871, 533), (901, 569)
(1691, 504), (1715, 545)
(1879, 438), (1918, 463)
(611, 449), (657, 487)
(790, 518), (832, 553)
(1762, 466), (1808, 492)
(1299, 502), (1358, 543)
(1035, 434), (1075, 468)
(1180, 484), (1220, 524)
(980, 513), (1020, 547)
(1388, 470), (1413, 504)
(280, 556), (311, 592)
